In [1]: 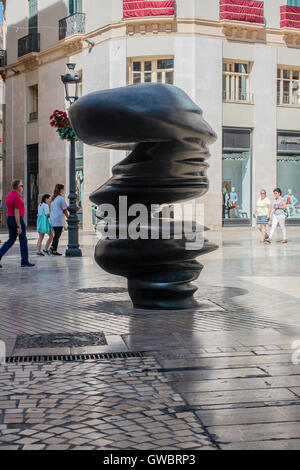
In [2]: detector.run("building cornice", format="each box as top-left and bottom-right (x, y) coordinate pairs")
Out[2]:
(4, 16), (299, 76)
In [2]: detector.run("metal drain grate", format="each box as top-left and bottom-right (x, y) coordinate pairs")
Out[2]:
(6, 352), (144, 364)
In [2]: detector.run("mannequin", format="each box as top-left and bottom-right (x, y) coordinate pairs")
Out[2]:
(229, 186), (238, 218)
(284, 189), (298, 217)
(223, 187), (230, 219)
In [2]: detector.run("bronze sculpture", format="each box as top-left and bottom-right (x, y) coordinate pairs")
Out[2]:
(69, 84), (218, 310)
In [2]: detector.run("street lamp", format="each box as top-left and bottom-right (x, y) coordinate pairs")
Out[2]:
(61, 63), (82, 257)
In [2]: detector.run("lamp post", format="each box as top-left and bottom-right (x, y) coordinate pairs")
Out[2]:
(61, 63), (82, 257)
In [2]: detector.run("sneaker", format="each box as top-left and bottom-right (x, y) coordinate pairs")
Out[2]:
(265, 238), (271, 244)
(281, 240), (288, 244)
(36, 252), (45, 257)
(43, 250), (51, 256)
(21, 262), (35, 267)
(51, 251), (63, 256)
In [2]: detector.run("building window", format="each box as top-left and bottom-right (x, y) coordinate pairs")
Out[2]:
(222, 128), (252, 225)
(28, 0), (38, 34)
(129, 58), (174, 85)
(223, 61), (252, 103)
(277, 132), (300, 221)
(28, 85), (38, 121)
(69, 0), (82, 15)
(277, 67), (300, 106)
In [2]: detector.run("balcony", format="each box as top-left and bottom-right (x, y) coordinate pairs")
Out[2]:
(123, 0), (175, 18)
(280, 5), (300, 45)
(59, 12), (86, 40)
(278, 94), (300, 107)
(18, 33), (40, 58)
(281, 5), (300, 29)
(223, 90), (254, 104)
(0, 50), (7, 67)
(220, 0), (264, 24)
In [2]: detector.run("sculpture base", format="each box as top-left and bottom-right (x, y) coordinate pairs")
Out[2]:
(128, 270), (201, 310)
(94, 234), (218, 311)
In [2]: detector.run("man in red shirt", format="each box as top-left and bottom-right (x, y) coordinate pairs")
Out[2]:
(0, 179), (35, 268)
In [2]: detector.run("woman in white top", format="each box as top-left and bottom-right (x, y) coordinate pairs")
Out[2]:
(37, 194), (53, 256)
(254, 189), (271, 243)
(265, 188), (288, 244)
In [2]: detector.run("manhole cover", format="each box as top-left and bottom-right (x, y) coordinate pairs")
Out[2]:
(15, 331), (107, 349)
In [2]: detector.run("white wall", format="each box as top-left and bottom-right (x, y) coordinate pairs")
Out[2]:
(264, 0), (284, 29)
(174, 35), (223, 229)
(86, 0), (123, 32)
(195, 36), (223, 229)
(252, 44), (278, 222)
(82, 38), (126, 229)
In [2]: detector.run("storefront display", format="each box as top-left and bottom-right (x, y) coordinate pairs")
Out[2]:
(222, 128), (252, 224)
(277, 133), (300, 221)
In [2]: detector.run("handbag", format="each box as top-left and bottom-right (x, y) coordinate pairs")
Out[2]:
(37, 207), (51, 234)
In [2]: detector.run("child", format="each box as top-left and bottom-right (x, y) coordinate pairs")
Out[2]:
(37, 194), (54, 256)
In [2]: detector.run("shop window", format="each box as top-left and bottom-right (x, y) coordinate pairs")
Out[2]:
(277, 67), (300, 106)
(129, 58), (174, 85)
(277, 133), (300, 220)
(222, 128), (252, 224)
(223, 61), (252, 103)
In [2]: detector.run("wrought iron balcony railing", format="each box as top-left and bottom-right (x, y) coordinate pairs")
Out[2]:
(18, 33), (40, 57)
(59, 12), (86, 40)
(0, 50), (7, 67)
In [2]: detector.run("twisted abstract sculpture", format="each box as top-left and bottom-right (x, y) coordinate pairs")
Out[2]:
(69, 84), (218, 310)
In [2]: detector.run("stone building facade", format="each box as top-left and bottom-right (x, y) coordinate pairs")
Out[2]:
(2, 0), (300, 229)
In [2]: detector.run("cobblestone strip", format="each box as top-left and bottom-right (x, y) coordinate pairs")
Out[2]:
(0, 357), (216, 451)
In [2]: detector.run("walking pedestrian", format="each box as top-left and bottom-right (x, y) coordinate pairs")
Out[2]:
(37, 194), (53, 256)
(254, 189), (271, 242)
(0, 179), (35, 268)
(50, 184), (68, 256)
(266, 188), (288, 244)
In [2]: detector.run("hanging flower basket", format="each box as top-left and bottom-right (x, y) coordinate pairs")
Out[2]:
(50, 109), (78, 141)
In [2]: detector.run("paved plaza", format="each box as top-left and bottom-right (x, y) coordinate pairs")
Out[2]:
(0, 227), (300, 450)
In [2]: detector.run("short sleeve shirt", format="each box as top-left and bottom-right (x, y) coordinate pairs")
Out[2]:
(6, 191), (25, 218)
(50, 196), (68, 227)
(256, 197), (271, 217)
(38, 203), (50, 216)
(273, 197), (285, 216)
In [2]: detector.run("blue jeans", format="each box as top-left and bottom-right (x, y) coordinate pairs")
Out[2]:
(0, 216), (28, 265)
